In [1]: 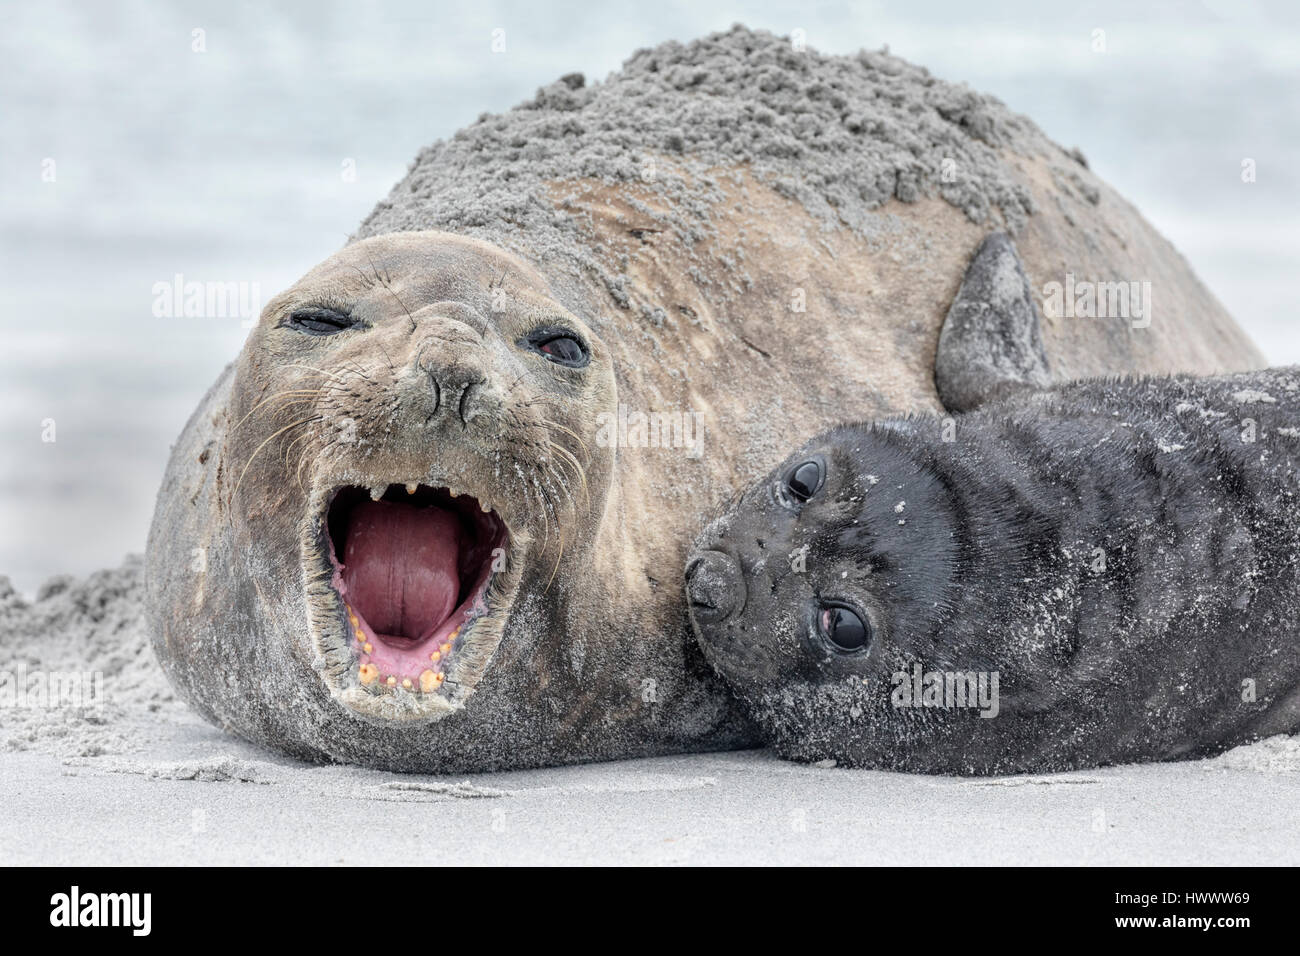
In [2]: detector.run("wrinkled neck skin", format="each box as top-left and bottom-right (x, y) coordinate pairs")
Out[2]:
(765, 373), (1300, 774)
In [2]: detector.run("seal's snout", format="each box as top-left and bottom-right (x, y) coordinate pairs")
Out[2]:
(686, 550), (744, 625)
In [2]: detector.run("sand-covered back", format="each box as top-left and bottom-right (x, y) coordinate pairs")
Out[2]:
(358, 24), (1052, 317)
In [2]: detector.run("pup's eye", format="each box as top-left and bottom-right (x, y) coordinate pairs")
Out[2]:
(284, 307), (357, 336)
(818, 604), (870, 653)
(786, 460), (824, 502)
(522, 329), (589, 368)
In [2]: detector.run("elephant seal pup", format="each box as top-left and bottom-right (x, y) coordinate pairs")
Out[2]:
(687, 236), (1300, 774)
(688, 366), (1300, 774)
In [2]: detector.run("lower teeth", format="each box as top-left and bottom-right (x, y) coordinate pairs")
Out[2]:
(346, 603), (452, 695)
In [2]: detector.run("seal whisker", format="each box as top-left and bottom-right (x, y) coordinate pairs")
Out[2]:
(231, 388), (326, 433)
(283, 429), (316, 488)
(335, 360), (376, 384)
(344, 262), (380, 291)
(282, 363), (354, 384)
(229, 415), (323, 513)
(529, 477), (551, 556)
(541, 419), (591, 458)
(535, 474), (567, 591)
(544, 452), (583, 519)
(541, 459), (576, 517)
(523, 479), (551, 558)
(546, 438), (591, 509)
(362, 243), (418, 335)
(262, 400), (328, 462)
(501, 369), (532, 400)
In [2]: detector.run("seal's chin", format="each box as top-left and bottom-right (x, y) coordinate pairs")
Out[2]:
(304, 482), (521, 722)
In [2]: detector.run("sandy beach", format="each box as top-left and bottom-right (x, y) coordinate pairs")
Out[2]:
(2, 558), (1297, 866)
(7, 718), (1299, 866)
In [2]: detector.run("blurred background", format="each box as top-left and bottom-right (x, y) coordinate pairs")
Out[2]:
(1, 0), (1296, 593)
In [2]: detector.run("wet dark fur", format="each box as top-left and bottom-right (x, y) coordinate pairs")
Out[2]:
(689, 368), (1300, 774)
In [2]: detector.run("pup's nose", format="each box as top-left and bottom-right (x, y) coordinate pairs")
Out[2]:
(685, 550), (743, 625)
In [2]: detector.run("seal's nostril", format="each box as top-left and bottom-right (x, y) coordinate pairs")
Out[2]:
(686, 549), (744, 625)
(458, 381), (477, 425)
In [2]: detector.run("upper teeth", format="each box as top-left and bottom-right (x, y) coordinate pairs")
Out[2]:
(343, 481), (498, 521)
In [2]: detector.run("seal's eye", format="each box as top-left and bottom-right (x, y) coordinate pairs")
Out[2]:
(284, 307), (357, 336)
(786, 460), (824, 502)
(521, 329), (589, 368)
(817, 604), (870, 653)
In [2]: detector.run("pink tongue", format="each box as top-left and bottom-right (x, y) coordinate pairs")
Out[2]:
(342, 500), (462, 640)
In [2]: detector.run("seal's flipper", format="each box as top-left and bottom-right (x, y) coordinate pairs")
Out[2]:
(934, 232), (1051, 413)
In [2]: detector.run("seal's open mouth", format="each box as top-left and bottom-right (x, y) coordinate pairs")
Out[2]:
(322, 484), (510, 701)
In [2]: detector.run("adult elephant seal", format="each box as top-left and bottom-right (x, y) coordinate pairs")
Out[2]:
(687, 235), (1300, 774)
(148, 27), (1266, 772)
(148, 231), (756, 770)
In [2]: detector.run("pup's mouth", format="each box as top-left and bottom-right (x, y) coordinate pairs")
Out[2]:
(309, 483), (518, 718)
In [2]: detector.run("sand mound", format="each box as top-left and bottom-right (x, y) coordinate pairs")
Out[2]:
(0, 558), (184, 758)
